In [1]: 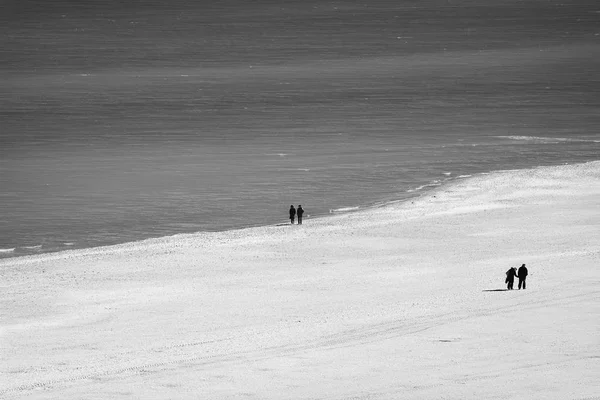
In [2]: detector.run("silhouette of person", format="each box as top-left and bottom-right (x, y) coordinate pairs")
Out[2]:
(297, 205), (304, 224)
(289, 205), (296, 224)
(518, 264), (528, 289)
(505, 267), (518, 290)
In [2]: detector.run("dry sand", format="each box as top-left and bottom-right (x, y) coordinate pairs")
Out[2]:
(1, 161), (599, 400)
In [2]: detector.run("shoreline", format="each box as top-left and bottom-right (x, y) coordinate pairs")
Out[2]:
(1, 159), (598, 266)
(2, 159), (599, 398)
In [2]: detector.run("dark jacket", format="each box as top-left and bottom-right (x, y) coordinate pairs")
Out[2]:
(289, 206), (296, 217)
(518, 266), (528, 278)
(506, 268), (518, 280)
(297, 207), (304, 217)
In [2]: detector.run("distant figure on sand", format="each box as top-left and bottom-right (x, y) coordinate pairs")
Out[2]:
(289, 205), (296, 224)
(505, 267), (518, 290)
(297, 205), (304, 224)
(518, 264), (528, 289)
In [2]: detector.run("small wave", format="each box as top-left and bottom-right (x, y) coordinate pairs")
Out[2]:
(457, 174), (473, 178)
(496, 135), (600, 143)
(443, 172), (452, 176)
(407, 181), (442, 193)
(330, 206), (360, 213)
(0, 248), (15, 253)
(264, 153), (288, 157)
(64, 242), (75, 246)
(23, 245), (42, 250)
(263, 153), (289, 158)
(296, 168), (310, 172)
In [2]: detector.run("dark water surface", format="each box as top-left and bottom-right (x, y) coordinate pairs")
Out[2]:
(1, 0), (599, 257)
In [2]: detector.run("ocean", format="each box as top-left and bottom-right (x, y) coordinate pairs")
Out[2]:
(2, 0), (599, 258)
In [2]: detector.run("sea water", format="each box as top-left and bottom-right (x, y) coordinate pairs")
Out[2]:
(2, 1), (599, 258)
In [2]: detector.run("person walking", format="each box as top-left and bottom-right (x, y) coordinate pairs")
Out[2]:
(518, 264), (528, 289)
(289, 205), (296, 224)
(505, 267), (518, 290)
(297, 205), (304, 225)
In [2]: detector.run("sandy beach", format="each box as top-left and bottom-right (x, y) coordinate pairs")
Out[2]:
(1, 161), (599, 400)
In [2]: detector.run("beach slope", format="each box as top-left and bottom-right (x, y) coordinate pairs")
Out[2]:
(1, 161), (599, 399)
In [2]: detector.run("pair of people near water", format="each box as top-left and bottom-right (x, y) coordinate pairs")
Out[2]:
(506, 264), (528, 290)
(289, 205), (304, 224)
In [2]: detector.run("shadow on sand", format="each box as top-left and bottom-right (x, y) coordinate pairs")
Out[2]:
(482, 289), (509, 292)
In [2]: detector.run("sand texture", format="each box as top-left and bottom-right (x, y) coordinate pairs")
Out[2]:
(1, 161), (599, 399)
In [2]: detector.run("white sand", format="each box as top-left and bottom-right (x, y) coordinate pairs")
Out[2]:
(1, 161), (599, 400)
